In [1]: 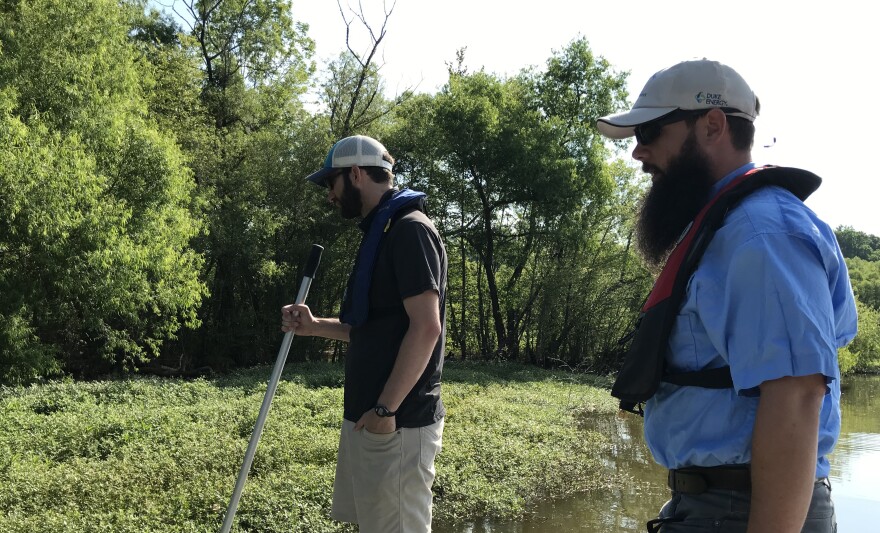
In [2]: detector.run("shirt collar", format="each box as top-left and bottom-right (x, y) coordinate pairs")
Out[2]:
(711, 162), (757, 196)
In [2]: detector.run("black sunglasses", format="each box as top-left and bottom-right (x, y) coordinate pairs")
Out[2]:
(324, 168), (348, 188)
(633, 109), (711, 146)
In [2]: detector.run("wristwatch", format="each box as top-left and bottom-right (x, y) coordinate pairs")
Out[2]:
(373, 404), (397, 417)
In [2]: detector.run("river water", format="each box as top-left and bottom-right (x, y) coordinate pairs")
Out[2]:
(437, 375), (880, 532)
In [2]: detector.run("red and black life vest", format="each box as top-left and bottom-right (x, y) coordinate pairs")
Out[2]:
(611, 166), (822, 415)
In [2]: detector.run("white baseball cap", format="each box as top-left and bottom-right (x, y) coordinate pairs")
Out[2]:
(597, 59), (758, 139)
(305, 135), (393, 186)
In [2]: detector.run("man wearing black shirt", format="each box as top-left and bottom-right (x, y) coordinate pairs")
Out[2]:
(282, 135), (447, 532)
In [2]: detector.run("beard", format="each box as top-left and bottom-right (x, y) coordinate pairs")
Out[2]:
(337, 173), (363, 220)
(635, 132), (716, 269)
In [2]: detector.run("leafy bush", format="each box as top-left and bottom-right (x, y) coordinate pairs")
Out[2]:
(838, 346), (858, 375)
(0, 361), (618, 532)
(849, 300), (880, 373)
(846, 257), (880, 311)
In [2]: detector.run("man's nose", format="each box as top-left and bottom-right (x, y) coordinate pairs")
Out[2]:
(632, 142), (647, 162)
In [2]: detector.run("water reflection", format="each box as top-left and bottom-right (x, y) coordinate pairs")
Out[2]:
(828, 375), (880, 532)
(436, 375), (880, 532)
(435, 411), (669, 532)
(510, 413), (670, 532)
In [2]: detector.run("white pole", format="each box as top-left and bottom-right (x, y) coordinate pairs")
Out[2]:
(219, 244), (324, 533)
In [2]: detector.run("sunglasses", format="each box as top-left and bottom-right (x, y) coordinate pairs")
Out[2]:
(633, 109), (711, 146)
(324, 168), (349, 189)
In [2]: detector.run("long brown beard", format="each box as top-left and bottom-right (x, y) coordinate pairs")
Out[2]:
(337, 173), (363, 220)
(635, 132), (716, 269)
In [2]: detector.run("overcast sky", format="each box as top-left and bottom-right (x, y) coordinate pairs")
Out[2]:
(294, 0), (877, 236)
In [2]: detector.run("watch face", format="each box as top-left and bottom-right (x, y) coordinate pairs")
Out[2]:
(375, 405), (394, 417)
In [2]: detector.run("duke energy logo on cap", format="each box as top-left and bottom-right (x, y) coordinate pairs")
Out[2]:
(694, 91), (730, 107)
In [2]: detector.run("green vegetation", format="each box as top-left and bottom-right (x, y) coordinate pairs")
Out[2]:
(846, 256), (880, 311)
(0, 0), (649, 383)
(387, 59), (647, 366)
(0, 361), (619, 532)
(836, 226), (880, 262)
(839, 300), (880, 374)
(0, 0), (205, 383)
(835, 227), (880, 375)
(0, 0), (874, 526)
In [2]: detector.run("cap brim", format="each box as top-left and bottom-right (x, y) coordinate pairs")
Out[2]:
(304, 166), (336, 187)
(597, 107), (678, 139)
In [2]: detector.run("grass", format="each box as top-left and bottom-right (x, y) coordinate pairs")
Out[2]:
(0, 360), (620, 532)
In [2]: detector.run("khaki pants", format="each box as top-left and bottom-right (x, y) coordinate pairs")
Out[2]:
(332, 418), (444, 533)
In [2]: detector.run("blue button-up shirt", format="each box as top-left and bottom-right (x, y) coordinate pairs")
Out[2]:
(643, 163), (858, 478)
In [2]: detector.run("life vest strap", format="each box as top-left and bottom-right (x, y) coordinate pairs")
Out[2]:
(662, 366), (734, 388)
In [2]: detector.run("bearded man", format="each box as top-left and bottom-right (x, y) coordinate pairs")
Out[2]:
(282, 135), (447, 532)
(597, 59), (857, 533)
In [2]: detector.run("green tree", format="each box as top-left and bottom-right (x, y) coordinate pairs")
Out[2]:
(397, 69), (578, 358)
(322, 50), (403, 138)
(0, 0), (205, 382)
(846, 257), (880, 310)
(128, 3), (209, 158)
(529, 161), (651, 370)
(836, 225), (880, 261)
(174, 0), (314, 125)
(144, 0), (324, 368)
(845, 298), (880, 373)
(320, 0), (405, 137)
(388, 38), (638, 363)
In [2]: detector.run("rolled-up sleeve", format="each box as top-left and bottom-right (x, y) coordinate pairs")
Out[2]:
(711, 232), (841, 395)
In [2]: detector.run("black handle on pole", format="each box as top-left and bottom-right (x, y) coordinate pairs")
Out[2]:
(303, 244), (323, 280)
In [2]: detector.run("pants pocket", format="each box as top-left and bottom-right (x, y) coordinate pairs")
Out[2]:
(361, 427), (399, 444)
(418, 420), (443, 470)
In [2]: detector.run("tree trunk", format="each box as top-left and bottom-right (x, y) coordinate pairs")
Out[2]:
(472, 178), (507, 357)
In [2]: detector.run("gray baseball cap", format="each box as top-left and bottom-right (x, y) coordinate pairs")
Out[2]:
(305, 135), (393, 187)
(597, 59), (757, 139)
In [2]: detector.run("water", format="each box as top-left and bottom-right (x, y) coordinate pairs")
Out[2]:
(828, 375), (880, 532)
(436, 375), (880, 532)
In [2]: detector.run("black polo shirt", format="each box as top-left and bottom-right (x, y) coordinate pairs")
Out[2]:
(342, 193), (447, 428)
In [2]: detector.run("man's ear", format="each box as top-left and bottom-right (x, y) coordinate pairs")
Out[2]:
(703, 108), (728, 145)
(349, 165), (362, 184)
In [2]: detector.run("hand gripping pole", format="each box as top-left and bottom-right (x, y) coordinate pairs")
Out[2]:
(219, 244), (324, 533)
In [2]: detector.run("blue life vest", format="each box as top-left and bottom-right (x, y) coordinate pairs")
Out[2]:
(340, 188), (427, 327)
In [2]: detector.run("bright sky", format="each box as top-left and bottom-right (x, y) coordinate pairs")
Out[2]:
(294, 0), (878, 236)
